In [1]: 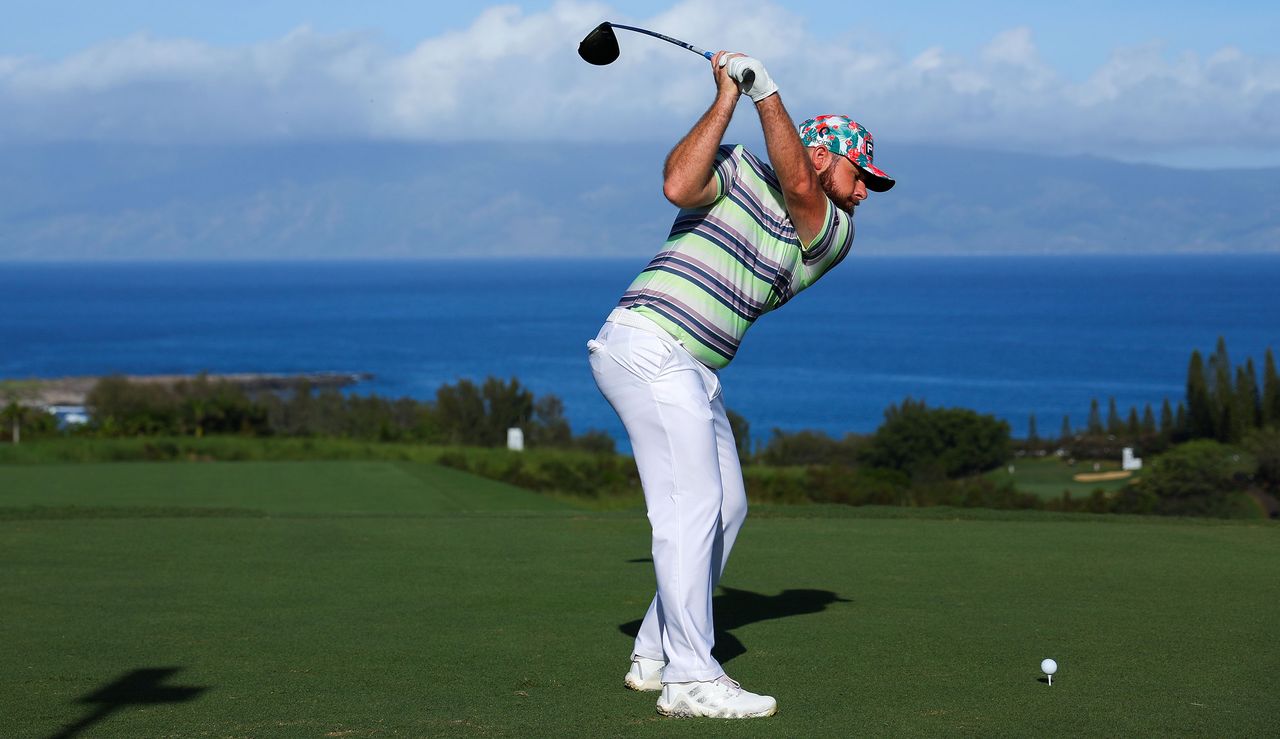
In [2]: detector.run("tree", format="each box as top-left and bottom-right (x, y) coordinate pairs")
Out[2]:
(1186, 350), (1213, 439)
(1, 401), (26, 444)
(1233, 361), (1260, 440)
(171, 373), (267, 437)
(1107, 397), (1122, 435)
(435, 379), (488, 445)
(1243, 427), (1280, 492)
(1139, 440), (1244, 517)
(1209, 336), (1234, 441)
(1027, 413), (1039, 444)
(87, 375), (179, 435)
(527, 394), (572, 448)
(1126, 407), (1141, 439)
(726, 408), (751, 462)
(433, 377), (535, 446)
(1142, 404), (1157, 436)
(1059, 415), (1072, 443)
(759, 428), (862, 467)
(1159, 399), (1174, 438)
(860, 398), (1010, 480)
(1087, 399), (1103, 435)
(1263, 348), (1280, 429)
(481, 377), (534, 444)
(0, 382), (39, 444)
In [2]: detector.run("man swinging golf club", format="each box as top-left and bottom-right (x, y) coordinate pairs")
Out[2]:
(587, 50), (894, 719)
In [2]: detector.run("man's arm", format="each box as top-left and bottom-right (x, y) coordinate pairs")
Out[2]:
(661, 52), (742, 209)
(753, 94), (828, 246)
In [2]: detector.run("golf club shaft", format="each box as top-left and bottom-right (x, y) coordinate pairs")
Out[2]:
(610, 24), (755, 89)
(609, 23), (712, 59)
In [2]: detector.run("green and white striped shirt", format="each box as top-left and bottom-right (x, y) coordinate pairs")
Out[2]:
(618, 144), (856, 369)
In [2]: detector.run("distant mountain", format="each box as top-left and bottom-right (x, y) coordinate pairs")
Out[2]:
(1, 142), (1276, 260)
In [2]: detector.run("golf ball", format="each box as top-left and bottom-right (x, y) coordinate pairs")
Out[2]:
(1041, 658), (1058, 675)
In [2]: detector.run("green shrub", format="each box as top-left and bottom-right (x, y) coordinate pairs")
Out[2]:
(76, 374), (604, 452)
(436, 447), (640, 499)
(1138, 440), (1252, 517)
(860, 398), (1011, 480)
(803, 465), (911, 506)
(756, 429), (865, 467)
(1242, 427), (1280, 490)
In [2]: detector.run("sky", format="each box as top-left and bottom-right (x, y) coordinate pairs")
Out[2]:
(2, 0), (1279, 167)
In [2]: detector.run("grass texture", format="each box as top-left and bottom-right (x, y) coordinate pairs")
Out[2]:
(2, 460), (1276, 736)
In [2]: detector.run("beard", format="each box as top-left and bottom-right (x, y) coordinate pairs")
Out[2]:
(817, 163), (856, 213)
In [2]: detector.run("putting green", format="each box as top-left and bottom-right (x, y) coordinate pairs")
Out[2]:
(2, 461), (1276, 736)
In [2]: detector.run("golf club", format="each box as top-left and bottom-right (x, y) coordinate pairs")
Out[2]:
(578, 22), (754, 88)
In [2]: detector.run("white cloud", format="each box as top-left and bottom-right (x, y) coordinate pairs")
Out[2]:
(1, 0), (1277, 162)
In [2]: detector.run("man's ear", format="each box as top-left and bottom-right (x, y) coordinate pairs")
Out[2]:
(809, 146), (832, 173)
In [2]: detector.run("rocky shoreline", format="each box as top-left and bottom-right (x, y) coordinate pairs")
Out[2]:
(2, 372), (372, 407)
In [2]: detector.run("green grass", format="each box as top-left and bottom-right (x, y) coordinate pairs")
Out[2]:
(0, 436), (457, 465)
(991, 456), (1139, 499)
(2, 460), (1277, 737)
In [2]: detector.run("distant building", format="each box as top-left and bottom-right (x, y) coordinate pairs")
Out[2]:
(47, 405), (90, 427)
(1122, 447), (1143, 471)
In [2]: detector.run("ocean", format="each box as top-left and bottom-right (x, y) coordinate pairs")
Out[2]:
(2, 255), (1278, 444)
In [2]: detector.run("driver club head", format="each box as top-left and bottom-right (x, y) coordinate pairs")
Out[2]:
(578, 22), (620, 65)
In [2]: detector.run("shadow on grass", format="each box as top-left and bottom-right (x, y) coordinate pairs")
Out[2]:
(49, 667), (208, 739)
(619, 586), (850, 665)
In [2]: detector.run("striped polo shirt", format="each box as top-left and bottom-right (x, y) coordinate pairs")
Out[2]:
(617, 144), (856, 369)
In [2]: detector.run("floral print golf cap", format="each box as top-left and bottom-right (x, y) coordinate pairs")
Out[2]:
(798, 115), (895, 192)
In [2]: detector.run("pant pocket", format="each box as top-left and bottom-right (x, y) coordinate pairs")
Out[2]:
(609, 331), (675, 382)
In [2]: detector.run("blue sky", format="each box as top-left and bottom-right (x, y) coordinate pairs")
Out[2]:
(2, 0), (1278, 165)
(6, 0), (1275, 76)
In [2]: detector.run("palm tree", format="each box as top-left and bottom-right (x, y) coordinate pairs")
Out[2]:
(1, 401), (27, 444)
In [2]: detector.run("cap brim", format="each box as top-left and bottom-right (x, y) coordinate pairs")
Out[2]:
(858, 162), (895, 192)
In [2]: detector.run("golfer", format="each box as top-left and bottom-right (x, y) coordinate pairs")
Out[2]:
(587, 51), (894, 719)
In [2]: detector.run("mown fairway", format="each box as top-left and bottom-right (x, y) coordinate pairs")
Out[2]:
(990, 457), (1138, 499)
(2, 460), (1277, 737)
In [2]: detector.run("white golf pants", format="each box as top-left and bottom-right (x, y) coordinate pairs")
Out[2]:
(588, 309), (748, 684)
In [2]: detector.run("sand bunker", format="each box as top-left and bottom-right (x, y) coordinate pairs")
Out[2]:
(1072, 470), (1134, 483)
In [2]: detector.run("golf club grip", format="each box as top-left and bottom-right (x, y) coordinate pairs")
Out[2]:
(704, 50), (757, 93)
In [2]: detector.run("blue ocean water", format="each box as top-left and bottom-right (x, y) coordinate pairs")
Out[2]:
(2, 256), (1278, 444)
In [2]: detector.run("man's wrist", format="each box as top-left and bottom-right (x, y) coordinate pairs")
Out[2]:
(715, 87), (741, 106)
(753, 94), (782, 114)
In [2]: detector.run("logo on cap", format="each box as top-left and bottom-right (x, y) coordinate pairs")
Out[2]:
(796, 114), (896, 193)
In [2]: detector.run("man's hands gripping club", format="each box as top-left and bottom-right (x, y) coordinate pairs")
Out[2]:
(665, 50), (826, 246)
(658, 51), (773, 208)
(717, 53), (777, 103)
(712, 51), (828, 245)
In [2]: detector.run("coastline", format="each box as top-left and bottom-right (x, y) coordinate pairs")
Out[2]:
(1, 372), (372, 407)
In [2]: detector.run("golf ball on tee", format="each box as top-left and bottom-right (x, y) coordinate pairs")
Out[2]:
(1041, 658), (1058, 675)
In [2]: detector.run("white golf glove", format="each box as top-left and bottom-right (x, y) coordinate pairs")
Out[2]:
(720, 55), (778, 103)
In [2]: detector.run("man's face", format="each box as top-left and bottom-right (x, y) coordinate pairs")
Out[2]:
(815, 150), (868, 213)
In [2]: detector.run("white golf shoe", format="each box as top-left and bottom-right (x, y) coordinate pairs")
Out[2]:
(623, 656), (664, 691)
(655, 675), (777, 718)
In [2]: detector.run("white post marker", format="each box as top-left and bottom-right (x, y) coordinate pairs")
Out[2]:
(1041, 658), (1058, 686)
(507, 427), (525, 452)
